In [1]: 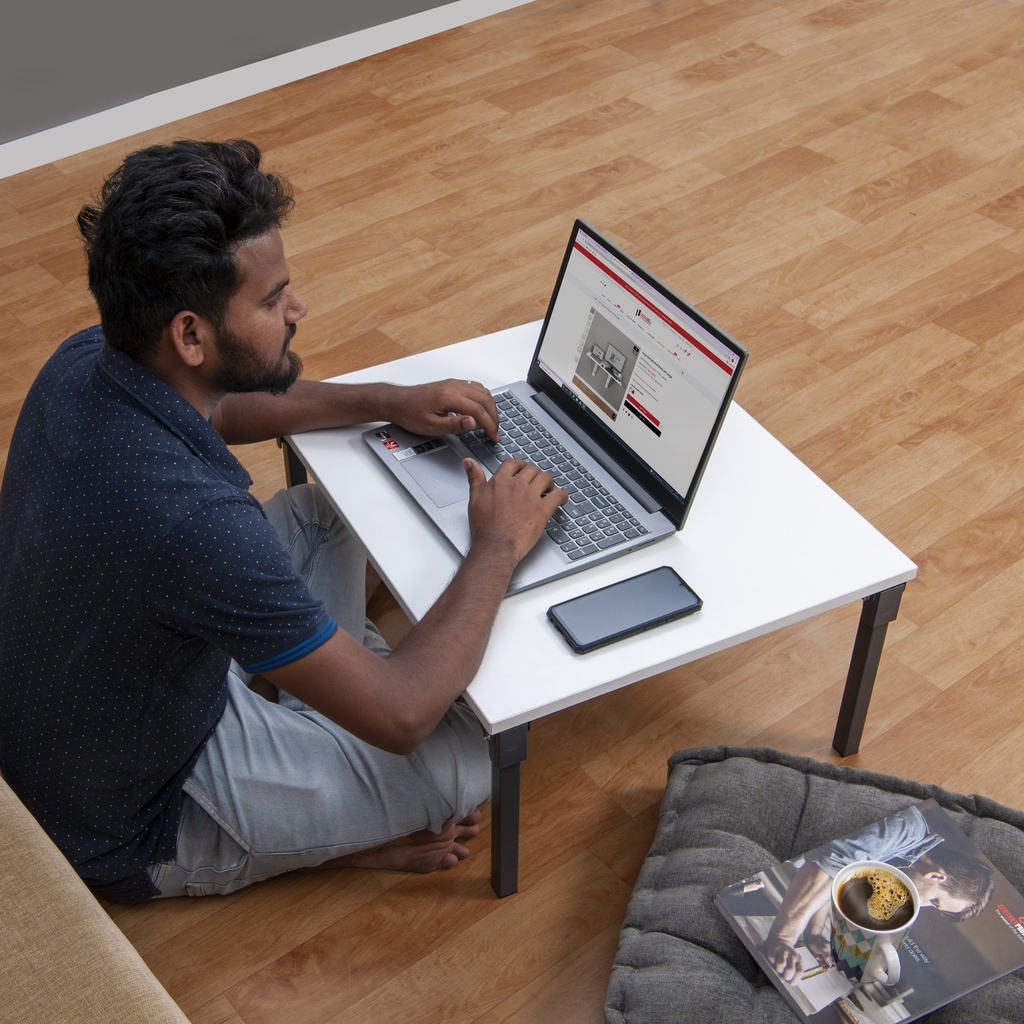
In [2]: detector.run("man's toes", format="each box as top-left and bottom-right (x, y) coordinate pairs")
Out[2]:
(439, 842), (471, 869)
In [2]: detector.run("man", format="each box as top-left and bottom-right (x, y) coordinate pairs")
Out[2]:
(0, 139), (567, 902)
(761, 804), (995, 982)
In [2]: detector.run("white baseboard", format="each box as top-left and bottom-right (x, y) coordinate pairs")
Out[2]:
(0, 0), (532, 180)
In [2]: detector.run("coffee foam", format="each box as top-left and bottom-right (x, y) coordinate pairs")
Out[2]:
(851, 867), (911, 923)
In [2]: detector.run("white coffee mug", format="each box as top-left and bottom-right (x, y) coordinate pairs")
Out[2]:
(830, 860), (920, 986)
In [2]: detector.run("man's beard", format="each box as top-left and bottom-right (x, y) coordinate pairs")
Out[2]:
(214, 323), (303, 395)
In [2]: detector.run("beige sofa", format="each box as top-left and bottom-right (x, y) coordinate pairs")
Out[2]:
(0, 772), (189, 1024)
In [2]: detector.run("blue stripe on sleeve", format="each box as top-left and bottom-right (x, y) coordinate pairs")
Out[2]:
(241, 618), (338, 674)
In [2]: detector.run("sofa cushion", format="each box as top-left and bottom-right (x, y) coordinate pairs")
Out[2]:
(605, 745), (1024, 1024)
(0, 775), (190, 1024)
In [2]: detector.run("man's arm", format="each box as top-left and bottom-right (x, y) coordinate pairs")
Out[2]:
(213, 378), (500, 444)
(802, 900), (833, 967)
(262, 457), (565, 754)
(761, 861), (834, 983)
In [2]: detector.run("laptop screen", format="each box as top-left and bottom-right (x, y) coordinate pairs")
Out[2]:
(528, 220), (747, 528)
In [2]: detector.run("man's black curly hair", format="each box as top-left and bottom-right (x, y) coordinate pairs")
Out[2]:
(77, 139), (294, 360)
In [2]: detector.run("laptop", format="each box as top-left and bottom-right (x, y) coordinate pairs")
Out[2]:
(363, 219), (748, 594)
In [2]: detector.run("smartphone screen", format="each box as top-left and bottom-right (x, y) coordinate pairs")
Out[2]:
(547, 565), (702, 653)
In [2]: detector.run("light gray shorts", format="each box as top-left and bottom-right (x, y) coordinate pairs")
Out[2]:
(147, 484), (491, 897)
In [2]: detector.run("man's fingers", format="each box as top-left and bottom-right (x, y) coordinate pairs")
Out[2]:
(450, 381), (498, 440)
(491, 456), (526, 477)
(545, 483), (569, 506)
(475, 457), (564, 506)
(503, 460), (565, 501)
(463, 457), (486, 490)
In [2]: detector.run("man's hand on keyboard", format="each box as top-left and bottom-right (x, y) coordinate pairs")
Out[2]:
(463, 458), (567, 564)
(388, 379), (500, 441)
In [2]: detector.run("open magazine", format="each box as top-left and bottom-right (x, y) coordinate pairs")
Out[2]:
(715, 800), (1024, 1024)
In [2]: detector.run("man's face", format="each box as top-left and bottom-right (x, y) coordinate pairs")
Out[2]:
(909, 866), (974, 917)
(213, 228), (307, 395)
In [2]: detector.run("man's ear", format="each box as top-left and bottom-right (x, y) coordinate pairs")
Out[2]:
(166, 310), (214, 368)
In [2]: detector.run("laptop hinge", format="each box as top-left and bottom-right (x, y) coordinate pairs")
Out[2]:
(531, 392), (663, 514)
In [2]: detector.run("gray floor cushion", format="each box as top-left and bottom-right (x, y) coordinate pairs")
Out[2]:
(605, 745), (1024, 1023)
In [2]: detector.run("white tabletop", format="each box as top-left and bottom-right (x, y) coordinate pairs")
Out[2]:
(288, 322), (917, 735)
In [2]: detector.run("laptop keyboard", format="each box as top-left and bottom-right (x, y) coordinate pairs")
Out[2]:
(459, 391), (649, 561)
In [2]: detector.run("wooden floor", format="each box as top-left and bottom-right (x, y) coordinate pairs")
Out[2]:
(4, 0), (1024, 1020)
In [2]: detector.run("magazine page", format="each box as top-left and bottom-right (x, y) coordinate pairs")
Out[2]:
(716, 800), (1024, 1024)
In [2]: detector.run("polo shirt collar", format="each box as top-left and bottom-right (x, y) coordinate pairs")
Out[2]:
(97, 340), (252, 490)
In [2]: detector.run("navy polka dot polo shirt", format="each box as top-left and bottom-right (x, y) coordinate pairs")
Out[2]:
(0, 326), (337, 902)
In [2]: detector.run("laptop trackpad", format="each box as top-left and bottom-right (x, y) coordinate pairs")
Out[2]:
(405, 447), (468, 507)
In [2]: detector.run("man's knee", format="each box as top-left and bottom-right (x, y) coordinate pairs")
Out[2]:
(437, 703), (492, 817)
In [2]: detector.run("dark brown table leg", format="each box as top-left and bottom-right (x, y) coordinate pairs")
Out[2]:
(489, 723), (529, 897)
(279, 437), (308, 487)
(832, 583), (906, 756)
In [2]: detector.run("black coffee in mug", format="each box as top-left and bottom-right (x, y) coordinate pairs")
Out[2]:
(837, 866), (915, 931)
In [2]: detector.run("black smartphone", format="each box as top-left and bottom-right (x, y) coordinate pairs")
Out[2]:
(547, 565), (703, 654)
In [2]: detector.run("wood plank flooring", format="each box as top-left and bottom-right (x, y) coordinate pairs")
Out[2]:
(4, 0), (1024, 1020)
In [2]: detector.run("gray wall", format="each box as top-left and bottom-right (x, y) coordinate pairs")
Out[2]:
(1, 1), (456, 145)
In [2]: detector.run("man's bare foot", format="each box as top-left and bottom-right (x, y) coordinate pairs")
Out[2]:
(324, 810), (483, 874)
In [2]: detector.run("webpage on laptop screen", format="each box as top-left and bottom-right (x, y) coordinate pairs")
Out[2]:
(536, 230), (741, 498)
